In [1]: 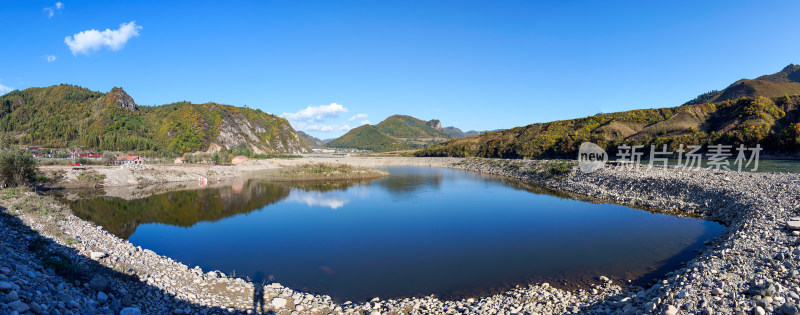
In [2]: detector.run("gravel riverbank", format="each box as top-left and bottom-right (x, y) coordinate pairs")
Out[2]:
(2, 157), (799, 314)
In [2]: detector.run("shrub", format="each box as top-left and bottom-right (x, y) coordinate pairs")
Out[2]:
(0, 150), (38, 188)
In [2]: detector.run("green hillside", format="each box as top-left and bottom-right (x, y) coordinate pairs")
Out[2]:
(296, 131), (326, 148)
(417, 95), (800, 158)
(0, 84), (307, 155)
(442, 126), (483, 138)
(326, 115), (453, 152)
(327, 125), (413, 152)
(684, 64), (800, 105)
(417, 65), (800, 159)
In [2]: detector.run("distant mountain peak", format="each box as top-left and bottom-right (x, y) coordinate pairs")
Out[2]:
(684, 63), (800, 105)
(106, 87), (137, 111)
(327, 114), (453, 152)
(427, 119), (442, 130)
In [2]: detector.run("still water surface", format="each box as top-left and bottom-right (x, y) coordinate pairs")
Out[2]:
(67, 167), (723, 302)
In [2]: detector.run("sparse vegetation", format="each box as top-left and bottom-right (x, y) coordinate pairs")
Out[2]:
(0, 149), (39, 188)
(272, 163), (388, 181)
(76, 171), (106, 185)
(27, 236), (82, 281)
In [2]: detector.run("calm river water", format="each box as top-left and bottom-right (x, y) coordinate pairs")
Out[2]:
(66, 166), (724, 302)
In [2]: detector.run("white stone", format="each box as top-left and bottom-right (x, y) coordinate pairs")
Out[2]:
(271, 297), (287, 309)
(90, 251), (107, 260)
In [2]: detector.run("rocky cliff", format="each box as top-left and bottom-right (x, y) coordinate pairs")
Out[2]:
(0, 84), (309, 154)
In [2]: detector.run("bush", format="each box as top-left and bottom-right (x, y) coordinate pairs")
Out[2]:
(0, 150), (39, 188)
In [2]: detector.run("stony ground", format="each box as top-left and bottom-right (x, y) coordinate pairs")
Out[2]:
(2, 157), (799, 314)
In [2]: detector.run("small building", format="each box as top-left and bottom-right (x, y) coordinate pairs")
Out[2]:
(174, 157), (185, 164)
(114, 155), (144, 165)
(231, 156), (248, 165)
(200, 158), (214, 164)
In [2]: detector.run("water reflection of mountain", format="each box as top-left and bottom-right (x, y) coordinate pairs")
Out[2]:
(68, 180), (290, 239)
(375, 168), (443, 195)
(68, 179), (370, 239)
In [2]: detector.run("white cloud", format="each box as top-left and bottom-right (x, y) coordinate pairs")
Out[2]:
(44, 2), (63, 18)
(287, 191), (349, 209)
(359, 120), (370, 125)
(347, 113), (368, 121)
(303, 124), (353, 132)
(0, 83), (13, 95)
(281, 103), (348, 123)
(44, 55), (57, 63)
(64, 21), (142, 55)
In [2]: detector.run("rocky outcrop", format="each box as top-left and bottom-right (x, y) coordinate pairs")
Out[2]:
(426, 119), (442, 130)
(106, 87), (137, 112)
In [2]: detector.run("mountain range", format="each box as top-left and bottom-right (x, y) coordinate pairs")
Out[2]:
(0, 85), (307, 155)
(417, 64), (800, 158)
(325, 115), (486, 152)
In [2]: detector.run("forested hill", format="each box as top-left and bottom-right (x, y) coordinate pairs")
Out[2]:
(327, 114), (453, 152)
(417, 64), (800, 159)
(296, 131), (326, 148)
(684, 64), (800, 105)
(0, 84), (308, 155)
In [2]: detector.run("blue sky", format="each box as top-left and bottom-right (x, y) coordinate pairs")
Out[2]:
(1, 1), (799, 139)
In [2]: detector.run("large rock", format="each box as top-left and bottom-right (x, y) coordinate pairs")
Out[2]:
(0, 281), (13, 291)
(8, 300), (30, 313)
(88, 275), (108, 291)
(2, 290), (19, 303)
(120, 307), (142, 315)
(90, 251), (107, 260)
(748, 283), (777, 297)
(271, 297), (288, 309)
(782, 302), (800, 315)
(107, 87), (137, 111)
(97, 291), (109, 304)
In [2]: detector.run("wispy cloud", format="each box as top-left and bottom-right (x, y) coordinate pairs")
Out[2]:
(44, 2), (63, 18)
(347, 113), (368, 121)
(281, 103), (348, 122)
(44, 55), (57, 63)
(0, 83), (13, 95)
(65, 21), (142, 56)
(282, 103), (358, 133)
(359, 120), (370, 125)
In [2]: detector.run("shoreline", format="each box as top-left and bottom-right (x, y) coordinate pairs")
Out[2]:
(2, 157), (798, 314)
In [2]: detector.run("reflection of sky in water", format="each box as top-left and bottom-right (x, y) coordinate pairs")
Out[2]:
(73, 166), (725, 303)
(285, 190), (350, 209)
(285, 182), (374, 209)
